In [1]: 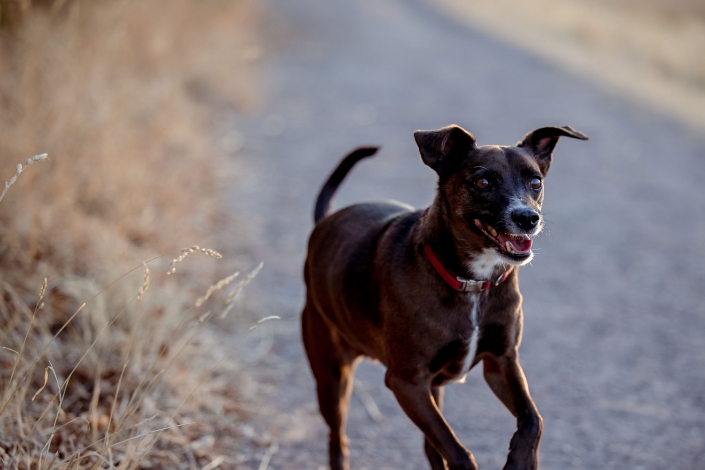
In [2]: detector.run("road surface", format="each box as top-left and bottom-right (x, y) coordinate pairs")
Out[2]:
(223, 0), (705, 468)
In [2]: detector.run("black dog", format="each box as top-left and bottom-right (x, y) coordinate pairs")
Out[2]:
(302, 124), (588, 469)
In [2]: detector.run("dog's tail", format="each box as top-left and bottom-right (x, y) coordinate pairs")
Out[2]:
(314, 146), (379, 223)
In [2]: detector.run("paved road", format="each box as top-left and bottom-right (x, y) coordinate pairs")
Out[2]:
(224, 0), (705, 468)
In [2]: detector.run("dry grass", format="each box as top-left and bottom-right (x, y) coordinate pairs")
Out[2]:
(431, 0), (705, 133)
(0, 0), (264, 468)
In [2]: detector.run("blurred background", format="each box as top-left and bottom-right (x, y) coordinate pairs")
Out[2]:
(0, 0), (704, 469)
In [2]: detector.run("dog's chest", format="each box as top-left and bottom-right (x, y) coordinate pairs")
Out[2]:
(430, 294), (486, 385)
(454, 294), (482, 383)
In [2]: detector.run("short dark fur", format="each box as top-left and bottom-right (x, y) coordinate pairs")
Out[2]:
(302, 124), (588, 470)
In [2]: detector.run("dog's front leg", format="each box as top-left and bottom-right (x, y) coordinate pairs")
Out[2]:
(424, 387), (448, 470)
(385, 373), (477, 470)
(483, 354), (543, 470)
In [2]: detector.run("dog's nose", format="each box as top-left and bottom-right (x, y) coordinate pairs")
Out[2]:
(511, 208), (540, 231)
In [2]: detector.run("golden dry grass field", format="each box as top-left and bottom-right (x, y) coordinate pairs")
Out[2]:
(0, 1), (262, 468)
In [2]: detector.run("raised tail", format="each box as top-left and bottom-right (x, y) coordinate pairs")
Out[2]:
(314, 146), (379, 223)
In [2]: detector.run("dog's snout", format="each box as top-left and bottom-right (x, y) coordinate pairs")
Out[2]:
(511, 208), (540, 231)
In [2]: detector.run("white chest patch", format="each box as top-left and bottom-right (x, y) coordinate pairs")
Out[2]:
(467, 248), (504, 280)
(453, 294), (481, 384)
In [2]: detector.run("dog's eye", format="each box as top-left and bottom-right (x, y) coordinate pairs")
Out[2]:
(475, 178), (490, 190)
(529, 177), (542, 190)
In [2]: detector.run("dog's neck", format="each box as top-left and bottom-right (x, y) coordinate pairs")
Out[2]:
(418, 195), (509, 281)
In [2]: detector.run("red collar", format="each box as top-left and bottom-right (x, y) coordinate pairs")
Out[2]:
(423, 245), (509, 293)
(420, 207), (509, 293)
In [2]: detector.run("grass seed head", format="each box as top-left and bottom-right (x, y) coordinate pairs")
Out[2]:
(167, 245), (223, 275)
(0, 153), (49, 203)
(39, 277), (47, 300)
(137, 263), (150, 301)
(220, 262), (263, 318)
(195, 271), (239, 308)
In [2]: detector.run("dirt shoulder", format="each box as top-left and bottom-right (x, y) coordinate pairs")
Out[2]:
(428, 0), (705, 135)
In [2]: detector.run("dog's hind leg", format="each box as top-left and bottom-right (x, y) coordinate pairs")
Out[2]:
(424, 386), (447, 470)
(302, 303), (359, 470)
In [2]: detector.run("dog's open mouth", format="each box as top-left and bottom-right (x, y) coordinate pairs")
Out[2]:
(474, 219), (532, 259)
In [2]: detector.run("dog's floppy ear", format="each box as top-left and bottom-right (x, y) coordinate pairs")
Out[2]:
(414, 125), (476, 176)
(517, 126), (588, 174)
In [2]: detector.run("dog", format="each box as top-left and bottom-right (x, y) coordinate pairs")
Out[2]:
(302, 124), (588, 470)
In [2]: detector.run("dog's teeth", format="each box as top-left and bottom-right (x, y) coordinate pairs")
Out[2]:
(505, 241), (512, 253)
(489, 226), (498, 236)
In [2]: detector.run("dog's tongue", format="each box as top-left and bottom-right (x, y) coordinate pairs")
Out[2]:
(498, 233), (532, 253)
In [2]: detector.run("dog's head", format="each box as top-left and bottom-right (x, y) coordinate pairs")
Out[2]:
(415, 124), (588, 266)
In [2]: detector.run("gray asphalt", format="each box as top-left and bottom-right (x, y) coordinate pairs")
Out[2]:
(223, 0), (705, 468)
